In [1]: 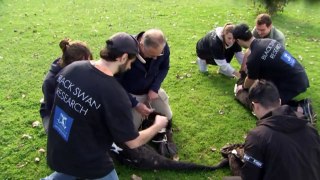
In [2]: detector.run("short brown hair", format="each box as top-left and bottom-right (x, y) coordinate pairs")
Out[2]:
(256, 13), (272, 27)
(248, 80), (280, 109)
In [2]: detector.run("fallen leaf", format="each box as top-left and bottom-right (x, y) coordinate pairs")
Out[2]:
(173, 154), (180, 161)
(21, 134), (32, 139)
(32, 121), (40, 128)
(131, 174), (142, 180)
(210, 147), (217, 152)
(243, 134), (247, 139)
(17, 161), (28, 168)
(38, 148), (46, 154)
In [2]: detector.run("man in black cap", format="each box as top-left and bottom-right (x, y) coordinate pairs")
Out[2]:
(232, 23), (315, 125)
(42, 32), (168, 180)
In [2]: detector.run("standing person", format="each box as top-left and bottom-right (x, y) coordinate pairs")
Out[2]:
(241, 13), (285, 71)
(196, 23), (244, 78)
(42, 32), (168, 180)
(241, 80), (320, 180)
(233, 23), (315, 124)
(40, 39), (93, 133)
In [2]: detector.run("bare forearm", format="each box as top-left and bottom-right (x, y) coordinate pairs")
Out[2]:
(125, 124), (161, 149)
(125, 115), (168, 149)
(243, 77), (255, 89)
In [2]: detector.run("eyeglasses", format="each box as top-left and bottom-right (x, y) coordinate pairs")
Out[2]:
(136, 46), (164, 64)
(141, 43), (164, 57)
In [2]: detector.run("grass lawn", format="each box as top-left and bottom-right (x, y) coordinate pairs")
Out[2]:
(0, 0), (319, 179)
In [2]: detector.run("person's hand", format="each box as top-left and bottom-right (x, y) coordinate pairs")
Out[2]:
(135, 102), (154, 119)
(235, 84), (244, 94)
(153, 115), (168, 131)
(233, 71), (241, 79)
(148, 90), (159, 101)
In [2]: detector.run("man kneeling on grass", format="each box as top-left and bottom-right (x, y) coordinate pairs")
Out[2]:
(224, 80), (320, 180)
(232, 23), (316, 125)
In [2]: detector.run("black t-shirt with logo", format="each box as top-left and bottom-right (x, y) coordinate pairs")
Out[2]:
(247, 39), (309, 102)
(47, 61), (139, 178)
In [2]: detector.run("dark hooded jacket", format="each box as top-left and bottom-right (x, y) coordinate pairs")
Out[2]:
(40, 58), (62, 120)
(241, 105), (320, 180)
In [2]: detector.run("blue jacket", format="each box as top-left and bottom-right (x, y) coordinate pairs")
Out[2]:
(116, 32), (170, 107)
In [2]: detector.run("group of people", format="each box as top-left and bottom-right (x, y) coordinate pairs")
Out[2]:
(39, 13), (320, 180)
(196, 13), (315, 124)
(41, 30), (174, 179)
(196, 13), (320, 179)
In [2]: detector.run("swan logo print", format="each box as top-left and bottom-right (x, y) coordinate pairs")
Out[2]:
(53, 106), (74, 141)
(57, 113), (67, 129)
(280, 51), (296, 67)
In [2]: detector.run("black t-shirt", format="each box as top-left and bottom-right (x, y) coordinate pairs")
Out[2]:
(47, 61), (139, 178)
(247, 39), (309, 101)
(196, 28), (242, 64)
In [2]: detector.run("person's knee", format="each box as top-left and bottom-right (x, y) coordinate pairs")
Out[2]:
(197, 57), (208, 72)
(154, 89), (173, 119)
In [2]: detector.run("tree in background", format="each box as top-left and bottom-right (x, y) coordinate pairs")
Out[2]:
(253, 0), (319, 15)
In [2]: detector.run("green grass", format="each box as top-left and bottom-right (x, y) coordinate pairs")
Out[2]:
(0, 0), (319, 179)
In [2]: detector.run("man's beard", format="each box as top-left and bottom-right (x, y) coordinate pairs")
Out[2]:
(115, 61), (130, 75)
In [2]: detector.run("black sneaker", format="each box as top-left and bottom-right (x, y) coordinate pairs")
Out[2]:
(300, 98), (317, 125)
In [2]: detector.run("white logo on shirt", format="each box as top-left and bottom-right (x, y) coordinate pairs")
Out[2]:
(57, 113), (67, 129)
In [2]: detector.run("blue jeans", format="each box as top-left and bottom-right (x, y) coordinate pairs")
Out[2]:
(41, 169), (119, 180)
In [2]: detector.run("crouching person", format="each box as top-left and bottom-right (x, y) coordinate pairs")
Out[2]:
(225, 80), (320, 180)
(116, 29), (177, 159)
(42, 32), (168, 180)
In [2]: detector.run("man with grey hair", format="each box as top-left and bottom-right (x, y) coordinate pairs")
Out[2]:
(116, 29), (177, 158)
(42, 32), (168, 180)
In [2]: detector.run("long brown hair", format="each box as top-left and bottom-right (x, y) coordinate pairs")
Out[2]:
(58, 38), (93, 67)
(221, 23), (235, 52)
(222, 23), (235, 46)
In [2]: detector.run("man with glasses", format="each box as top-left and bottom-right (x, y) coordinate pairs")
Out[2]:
(42, 32), (168, 180)
(235, 80), (320, 180)
(116, 29), (177, 158)
(232, 23), (315, 125)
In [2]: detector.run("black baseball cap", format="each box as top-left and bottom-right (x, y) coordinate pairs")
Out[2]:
(107, 32), (139, 54)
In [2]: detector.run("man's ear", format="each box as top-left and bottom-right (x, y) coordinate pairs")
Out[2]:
(118, 53), (128, 64)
